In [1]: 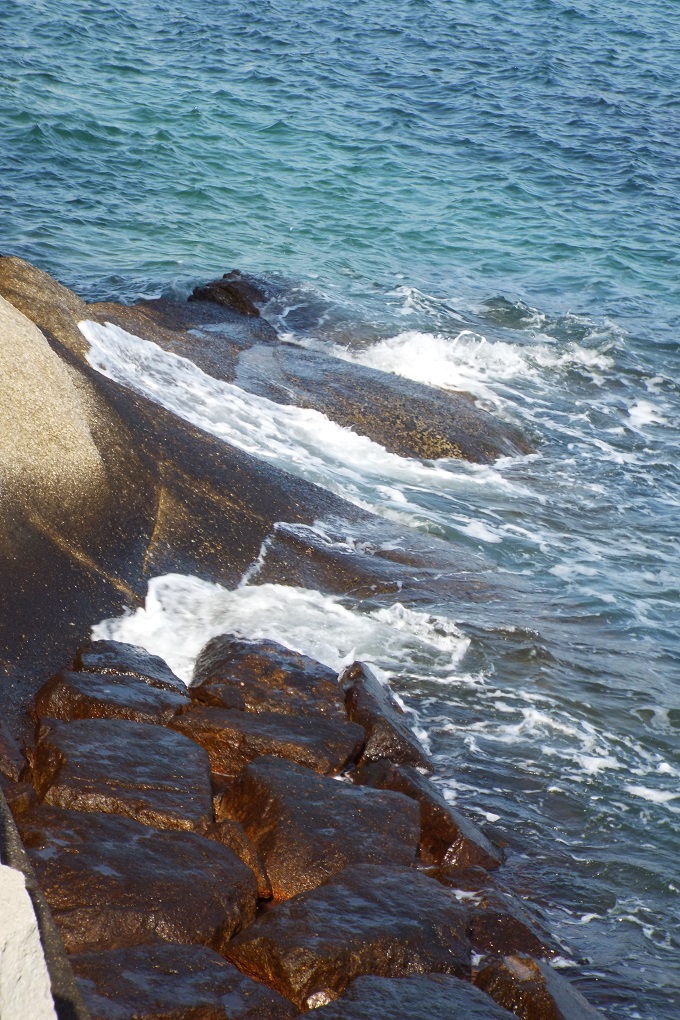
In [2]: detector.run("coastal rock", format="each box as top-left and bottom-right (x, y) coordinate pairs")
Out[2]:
(474, 955), (603, 1019)
(234, 341), (533, 463)
(191, 635), (346, 719)
(17, 805), (257, 953)
(341, 662), (430, 771)
(170, 705), (364, 777)
(0, 720), (25, 782)
(71, 942), (297, 1020)
(32, 669), (189, 726)
(74, 640), (187, 694)
(29, 719), (213, 832)
(189, 270), (269, 317)
(311, 974), (516, 1019)
(225, 864), (471, 1009)
(220, 756), (420, 899)
(351, 759), (502, 869)
(469, 890), (561, 960)
(204, 819), (272, 899)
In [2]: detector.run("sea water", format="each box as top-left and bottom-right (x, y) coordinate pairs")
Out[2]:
(3, 2), (679, 1016)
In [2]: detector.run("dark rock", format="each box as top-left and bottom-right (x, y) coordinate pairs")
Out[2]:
(29, 719), (213, 832)
(169, 705), (364, 778)
(220, 756), (420, 899)
(311, 973), (516, 1019)
(0, 775), (38, 817)
(424, 863), (498, 893)
(474, 955), (603, 1019)
(341, 663), (430, 771)
(351, 759), (502, 869)
(204, 819), (272, 899)
(32, 669), (189, 725)
(191, 682), (246, 711)
(189, 271), (268, 317)
(0, 720), (25, 781)
(17, 805), (257, 954)
(469, 890), (561, 960)
(234, 341), (534, 463)
(74, 640), (187, 694)
(191, 635), (346, 719)
(225, 864), (471, 1010)
(71, 942), (297, 1020)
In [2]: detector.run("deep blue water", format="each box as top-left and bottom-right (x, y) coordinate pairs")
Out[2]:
(3, 2), (679, 1017)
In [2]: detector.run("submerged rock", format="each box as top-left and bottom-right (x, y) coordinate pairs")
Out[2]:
(351, 758), (502, 870)
(311, 973), (516, 1019)
(17, 805), (257, 954)
(189, 270), (270, 317)
(191, 635), (346, 719)
(29, 718), (213, 832)
(170, 704), (364, 777)
(71, 943), (297, 1020)
(220, 756), (420, 899)
(225, 864), (471, 1009)
(342, 662), (431, 771)
(474, 955), (603, 1019)
(32, 669), (189, 725)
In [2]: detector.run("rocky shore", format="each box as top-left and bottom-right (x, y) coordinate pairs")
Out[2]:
(0, 257), (602, 1018)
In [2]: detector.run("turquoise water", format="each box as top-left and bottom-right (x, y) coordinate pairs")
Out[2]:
(3, 2), (680, 1017)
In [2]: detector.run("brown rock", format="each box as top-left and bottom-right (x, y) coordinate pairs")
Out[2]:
(311, 973), (516, 1019)
(474, 955), (602, 1019)
(341, 663), (430, 771)
(191, 635), (345, 719)
(189, 271), (267, 317)
(469, 890), (561, 960)
(221, 756), (420, 900)
(204, 819), (272, 899)
(74, 640), (187, 694)
(32, 669), (189, 725)
(30, 719), (213, 832)
(0, 775), (38, 817)
(225, 864), (471, 1010)
(18, 805), (257, 954)
(72, 943), (297, 1020)
(351, 759), (502, 870)
(169, 705), (363, 778)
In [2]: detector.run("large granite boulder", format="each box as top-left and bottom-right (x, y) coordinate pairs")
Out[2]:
(28, 718), (213, 832)
(17, 805), (257, 953)
(351, 758), (502, 870)
(225, 864), (471, 1009)
(311, 973), (516, 1019)
(341, 662), (430, 771)
(32, 669), (189, 726)
(191, 635), (346, 719)
(74, 640), (187, 694)
(220, 756), (420, 899)
(170, 705), (364, 777)
(71, 943), (297, 1020)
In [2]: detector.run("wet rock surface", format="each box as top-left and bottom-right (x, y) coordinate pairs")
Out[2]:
(342, 662), (430, 770)
(74, 640), (187, 694)
(204, 819), (272, 900)
(351, 758), (502, 869)
(225, 864), (471, 1009)
(29, 718), (213, 832)
(234, 341), (533, 463)
(469, 889), (561, 960)
(192, 635), (346, 719)
(220, 756), (420, 899)
(17, 805), (257, 954)
(475, 955), (603, 1019)
(72, 943), (297, 1020)
(32, 669), (189, 725)
(189, 270), (270, 317)
(311, 973), (516, 1019)
(170, 704), (364, 777)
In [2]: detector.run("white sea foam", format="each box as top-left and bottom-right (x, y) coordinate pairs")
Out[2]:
(92, 574), (470, 684)
(627, 399), (668, 428)
(327, 328), (615, 406)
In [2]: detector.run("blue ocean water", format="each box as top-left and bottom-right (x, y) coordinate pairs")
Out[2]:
(3, 2), (679, 1017)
